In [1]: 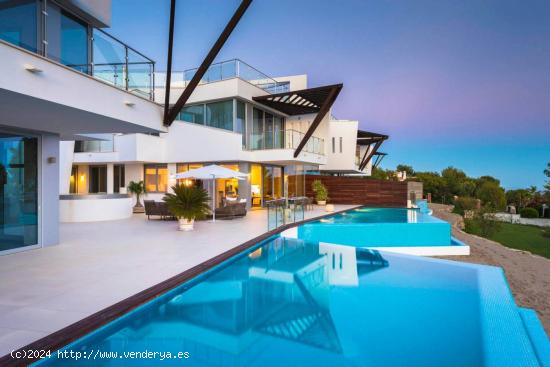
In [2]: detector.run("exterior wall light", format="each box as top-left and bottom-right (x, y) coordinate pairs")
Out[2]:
(24, 64), (43, 73)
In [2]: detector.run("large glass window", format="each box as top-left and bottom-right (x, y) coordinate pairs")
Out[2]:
(144, 164), (168, 193)
(235, 100), (246, 147)
(273, 116), (284, 149)
(46, 3), (89, 73)
(0, 132), (38, 252)
(0, 0), (38, 53)
(89, 165), (107, 193)
(113, 165), (125, 193)
(252, 108), (264, 150)
(263, 166), (283, 202)
(285, 165), (305, 198)
(179, 105), (205, 125)
(206, 100), (233, 131)
(264, 113), (274, 149)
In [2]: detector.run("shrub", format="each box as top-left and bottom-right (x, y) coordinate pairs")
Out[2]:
(163, 184), (210, 221)
(520, 207), (539, 218)
(464, 209), (501, 237)
(311, 180), (329, 202)
(452, 197), (478, 216)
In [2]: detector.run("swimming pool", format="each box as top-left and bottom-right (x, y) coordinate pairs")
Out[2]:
(283, 207), (469, 256)
(33, 236), (544, 367)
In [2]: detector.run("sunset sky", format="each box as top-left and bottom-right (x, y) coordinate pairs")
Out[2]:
(109, 0), (550, 189)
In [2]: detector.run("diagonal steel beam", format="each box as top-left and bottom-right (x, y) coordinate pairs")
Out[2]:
(293, 84), (342, 158)
(164, 0), (253, 126)
(358, 143), (373, 170)
(360, 139), (384, 171)
(373, 153), (386, 168)
(163, 0), (177, 124)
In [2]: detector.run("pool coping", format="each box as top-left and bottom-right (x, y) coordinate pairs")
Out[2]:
(0, 205), (362, 366)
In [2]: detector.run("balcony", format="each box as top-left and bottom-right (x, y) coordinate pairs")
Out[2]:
(248, 129), (325, 155)
(0, 1), (155, 100)
(156, 59), (290, 96)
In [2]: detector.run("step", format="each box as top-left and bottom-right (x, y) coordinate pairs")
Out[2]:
(519, 308), (550, 367)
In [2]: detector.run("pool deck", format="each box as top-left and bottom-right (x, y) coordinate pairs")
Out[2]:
(0, 205), (356, 356)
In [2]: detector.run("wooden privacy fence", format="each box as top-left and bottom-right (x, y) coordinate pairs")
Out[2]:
(305, 176), (408, 207)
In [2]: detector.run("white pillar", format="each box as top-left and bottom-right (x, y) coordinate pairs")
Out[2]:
(106, 163), (114, 194)
(167, 163), (177, 193)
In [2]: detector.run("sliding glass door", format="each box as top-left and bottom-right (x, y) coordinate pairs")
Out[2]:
(0, 132), (38, 252)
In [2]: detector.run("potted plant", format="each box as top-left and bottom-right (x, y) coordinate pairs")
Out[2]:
(163, 184), (210, 231)
(127, 180), (146, 213)
(312, 179), (329, 205)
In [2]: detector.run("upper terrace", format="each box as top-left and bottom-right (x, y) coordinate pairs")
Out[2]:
(0, 0), (155, 100)
(155, 59), (291, 102)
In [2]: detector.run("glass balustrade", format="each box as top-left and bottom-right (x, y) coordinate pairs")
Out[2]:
(247, 129), (324, 155)
(157, 59), (290, 97)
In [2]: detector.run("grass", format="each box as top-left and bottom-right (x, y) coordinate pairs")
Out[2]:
(466, 221), (550, 259)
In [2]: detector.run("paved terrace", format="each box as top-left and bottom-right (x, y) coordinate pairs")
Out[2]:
(0, 205), (355, 356)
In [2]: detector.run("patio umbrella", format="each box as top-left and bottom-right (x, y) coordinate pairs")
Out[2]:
(173, 165), (248, 222)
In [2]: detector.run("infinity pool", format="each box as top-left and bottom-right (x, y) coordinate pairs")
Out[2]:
(34, 236), (541, 367)
(296, 207), (458, 249)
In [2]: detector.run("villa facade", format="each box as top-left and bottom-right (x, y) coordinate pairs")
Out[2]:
(0, 0), (389, 252)
(61, 59), (388, 222)
(0, 0), (164, 254)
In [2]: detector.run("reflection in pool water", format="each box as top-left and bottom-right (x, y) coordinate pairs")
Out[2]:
(32, 236), (520, 367)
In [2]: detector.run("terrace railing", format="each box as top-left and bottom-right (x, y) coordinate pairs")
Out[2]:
(156, 59), (290, 97)
(266, 197), (306, 230)
(90, 29), (155, 100)
(248, 129), (325, 155)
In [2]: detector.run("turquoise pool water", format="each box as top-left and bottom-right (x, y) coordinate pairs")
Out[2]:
(34, 236), (542, 367)
(297, 207), (455, 247)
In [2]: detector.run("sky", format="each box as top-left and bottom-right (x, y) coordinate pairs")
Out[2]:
(109, 0), (550, 189)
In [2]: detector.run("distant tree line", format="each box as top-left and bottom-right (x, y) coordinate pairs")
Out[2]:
(371, 162), (550, 218)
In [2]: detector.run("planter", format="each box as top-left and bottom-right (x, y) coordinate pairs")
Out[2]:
(317, 200), (326, 205)
(178, 218), (195, 231)
(133, 204), (145, 213)
(325, 204), (335, 212)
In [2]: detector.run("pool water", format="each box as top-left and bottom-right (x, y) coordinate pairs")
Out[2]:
(34, 236), (540, 367)
(297, 208), (455, 247)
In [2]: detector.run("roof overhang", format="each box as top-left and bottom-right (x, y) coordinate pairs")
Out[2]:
(356, 130), (389, 146)
(0, 88), (162, 136)
(252, 84), (343, 116)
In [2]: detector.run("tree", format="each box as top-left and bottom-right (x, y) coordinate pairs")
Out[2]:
(477, 181), (506, 210)
(396, 164), (415, 176)
(545, 163), (550, 191)
(415, 171), (446, 202)
(371, 167), (390, 180)
(441, 166), (467, 200)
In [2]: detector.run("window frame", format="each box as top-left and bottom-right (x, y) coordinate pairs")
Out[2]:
(144, 164), (168, 193)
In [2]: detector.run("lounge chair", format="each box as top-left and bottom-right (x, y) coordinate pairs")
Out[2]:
(215, 201), (247, 220)
(144, 200), (173, 220)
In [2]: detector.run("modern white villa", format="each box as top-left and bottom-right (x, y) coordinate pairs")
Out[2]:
(0, 0), (389, 251)
(59, 64), (388, 222)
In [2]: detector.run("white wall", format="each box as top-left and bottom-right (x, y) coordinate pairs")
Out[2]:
(273, 75), (308, 91)
(41, 133), (60, 246)
(322, 119), (360, 172)
(0, 41), (165, 135)
(59, 141), (75, 194)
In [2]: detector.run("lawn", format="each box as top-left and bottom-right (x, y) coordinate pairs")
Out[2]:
(467, 221), (550, 259)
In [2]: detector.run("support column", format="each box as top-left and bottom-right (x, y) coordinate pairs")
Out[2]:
(239, 162), (251, 209)
(106, 163), (114, 194)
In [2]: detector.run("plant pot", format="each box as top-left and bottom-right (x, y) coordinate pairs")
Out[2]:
(178, 218), (195, 231)
(317, 200), (326, 205)
(325, 204), (335, 212)
(133, 203), (144, 213)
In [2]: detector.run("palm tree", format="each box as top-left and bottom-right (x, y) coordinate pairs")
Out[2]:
(163, 184), (210, 231)
(127, 181), (146, 213)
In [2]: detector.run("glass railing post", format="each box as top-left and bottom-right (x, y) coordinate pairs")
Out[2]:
(124, 45), (129, 91)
